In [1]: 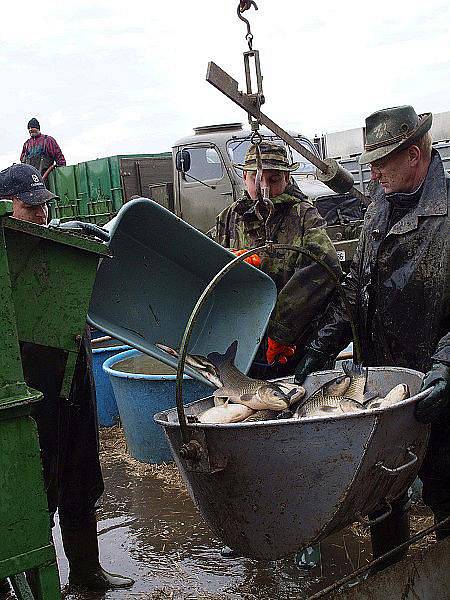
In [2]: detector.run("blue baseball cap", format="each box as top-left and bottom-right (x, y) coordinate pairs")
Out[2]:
(0, 163), (56, 205)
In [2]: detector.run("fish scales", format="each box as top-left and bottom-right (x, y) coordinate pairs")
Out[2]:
(342, 361), (368, 403)
(297, 376), (352, 418)
(157, 340), (301, 412)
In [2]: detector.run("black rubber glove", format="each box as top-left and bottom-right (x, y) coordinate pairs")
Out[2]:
(415, 362), (450, 424)
(294, 348), (333, 384)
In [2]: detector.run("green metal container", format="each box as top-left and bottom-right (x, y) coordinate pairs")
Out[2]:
(0, 201), (108, 598)
(47, 153), (173, 224)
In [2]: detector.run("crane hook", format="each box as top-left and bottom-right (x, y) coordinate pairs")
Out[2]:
(237, 1), (259, 50)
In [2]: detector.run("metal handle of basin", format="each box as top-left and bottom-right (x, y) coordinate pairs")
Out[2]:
(176, 243), (360, 461)
(376, 448), (418, 475)
(357, 501), (392, 527)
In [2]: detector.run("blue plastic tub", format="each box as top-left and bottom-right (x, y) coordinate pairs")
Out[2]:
(103, 349), (210, 464)
(92, 339), (129, 427)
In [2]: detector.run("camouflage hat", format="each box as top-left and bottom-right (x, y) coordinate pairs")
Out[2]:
(233, 142), (299, 172)
(359, 105), (432, 165)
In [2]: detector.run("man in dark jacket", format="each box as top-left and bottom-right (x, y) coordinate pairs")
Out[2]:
(0, 163), (134, 594)
(210, 142), (342, 379)
(295, 105), (450, 567)
(20, 118), (66, 180)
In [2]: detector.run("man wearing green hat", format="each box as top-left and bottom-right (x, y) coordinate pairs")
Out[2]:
(295, 105), (450, 567)
(210, 141), (341, 379)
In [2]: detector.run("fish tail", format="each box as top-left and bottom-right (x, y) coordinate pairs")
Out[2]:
(342, 360), (368, 382)
(207, 340), (238, 368)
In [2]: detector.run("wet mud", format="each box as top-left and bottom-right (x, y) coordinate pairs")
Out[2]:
(56, 427), (433, 600)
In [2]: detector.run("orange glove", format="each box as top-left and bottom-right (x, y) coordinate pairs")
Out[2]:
(231, 249), (261, 267)
(266, 337), (296, 365)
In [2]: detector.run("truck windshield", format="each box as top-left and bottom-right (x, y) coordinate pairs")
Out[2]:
(227, 137), (316, 176)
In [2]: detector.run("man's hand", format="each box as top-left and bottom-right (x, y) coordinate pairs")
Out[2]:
(266, 337), (296, 365)
(231, 249), (261, 267)
(415, 362), (450, 424)
(294, 348), (332, 384)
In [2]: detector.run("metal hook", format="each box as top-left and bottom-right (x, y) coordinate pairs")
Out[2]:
(250, 129), (262, 146)
(237, 1), (259, 50)
(254, 142), (263, 206)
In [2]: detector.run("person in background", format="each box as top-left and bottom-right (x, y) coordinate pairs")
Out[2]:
(20, 117), (66, 181)
(0, 163), (134, 595)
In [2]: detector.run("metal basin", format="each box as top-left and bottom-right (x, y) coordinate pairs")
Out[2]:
(154, 367), (430, 560)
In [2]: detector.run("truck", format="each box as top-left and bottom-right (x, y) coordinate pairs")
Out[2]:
(47, 110), (450, 267)
(47, 123), (365, 269)
(47, 122), (362, 228)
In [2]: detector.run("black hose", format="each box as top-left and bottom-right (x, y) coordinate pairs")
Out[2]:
(51, 220), (110, 242)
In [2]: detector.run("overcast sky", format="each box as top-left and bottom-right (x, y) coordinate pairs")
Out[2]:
(1, 0), (449, 166)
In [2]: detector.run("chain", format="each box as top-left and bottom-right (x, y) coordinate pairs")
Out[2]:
(252, 141), (275, 248)
(236, 1), (272, 246)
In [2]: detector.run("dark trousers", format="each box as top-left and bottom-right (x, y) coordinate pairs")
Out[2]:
(20, 333), (104, 529)
(419, 425), (450, 540)
(369, 491), (411, 570)
(369, 456), (450, 570)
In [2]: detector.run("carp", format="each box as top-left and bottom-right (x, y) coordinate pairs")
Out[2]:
(366, 383), (410, 409)
(207, 341), (302, 410)
(157, 340), (305, 412)
(342, 360), (368, 403)
(296, 375), (366, 418)
(198, 401), (254, 424)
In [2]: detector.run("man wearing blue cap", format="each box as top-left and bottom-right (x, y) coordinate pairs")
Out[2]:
(0, 163), (134, 595)
(0, 162), (54, 224)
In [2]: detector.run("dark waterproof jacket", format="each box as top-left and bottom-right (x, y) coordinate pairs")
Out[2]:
(312, 150), (450, 372)
(311, 150), (450, 481)
(210, 182), (342, 347)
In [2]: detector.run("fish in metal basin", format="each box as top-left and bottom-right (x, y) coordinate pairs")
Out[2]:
(157, 341), (305, 411)
(296, 375), (364, 418)
(341, 360), (368, 403)
(244, 409), (281, 422)
(198, 401), (254, 424)
(156, 343), (222, 387)
(366, 383), (410, 409)
(207, 341), (301, 411)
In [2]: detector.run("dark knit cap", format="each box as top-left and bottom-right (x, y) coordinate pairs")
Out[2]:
(27, 118), (40, 130)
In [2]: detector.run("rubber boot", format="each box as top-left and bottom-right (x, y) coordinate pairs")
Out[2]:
(61, 514), (135, 592)
(369, 501), (410, 573)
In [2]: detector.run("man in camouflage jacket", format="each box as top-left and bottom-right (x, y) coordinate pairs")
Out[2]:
(210, 142), (342, 378)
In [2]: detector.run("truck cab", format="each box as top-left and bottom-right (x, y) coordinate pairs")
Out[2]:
(172, 122), (339, 233)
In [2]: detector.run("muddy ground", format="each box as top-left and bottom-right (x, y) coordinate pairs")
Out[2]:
(57, 426), (435, 600)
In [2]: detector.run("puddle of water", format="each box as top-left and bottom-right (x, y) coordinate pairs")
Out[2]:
(54, 428), (433, 600)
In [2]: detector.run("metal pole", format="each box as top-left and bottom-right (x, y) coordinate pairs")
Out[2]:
(206, 61), (369, 206)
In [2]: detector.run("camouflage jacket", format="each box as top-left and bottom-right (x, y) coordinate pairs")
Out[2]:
(210, 183), (342, 346)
